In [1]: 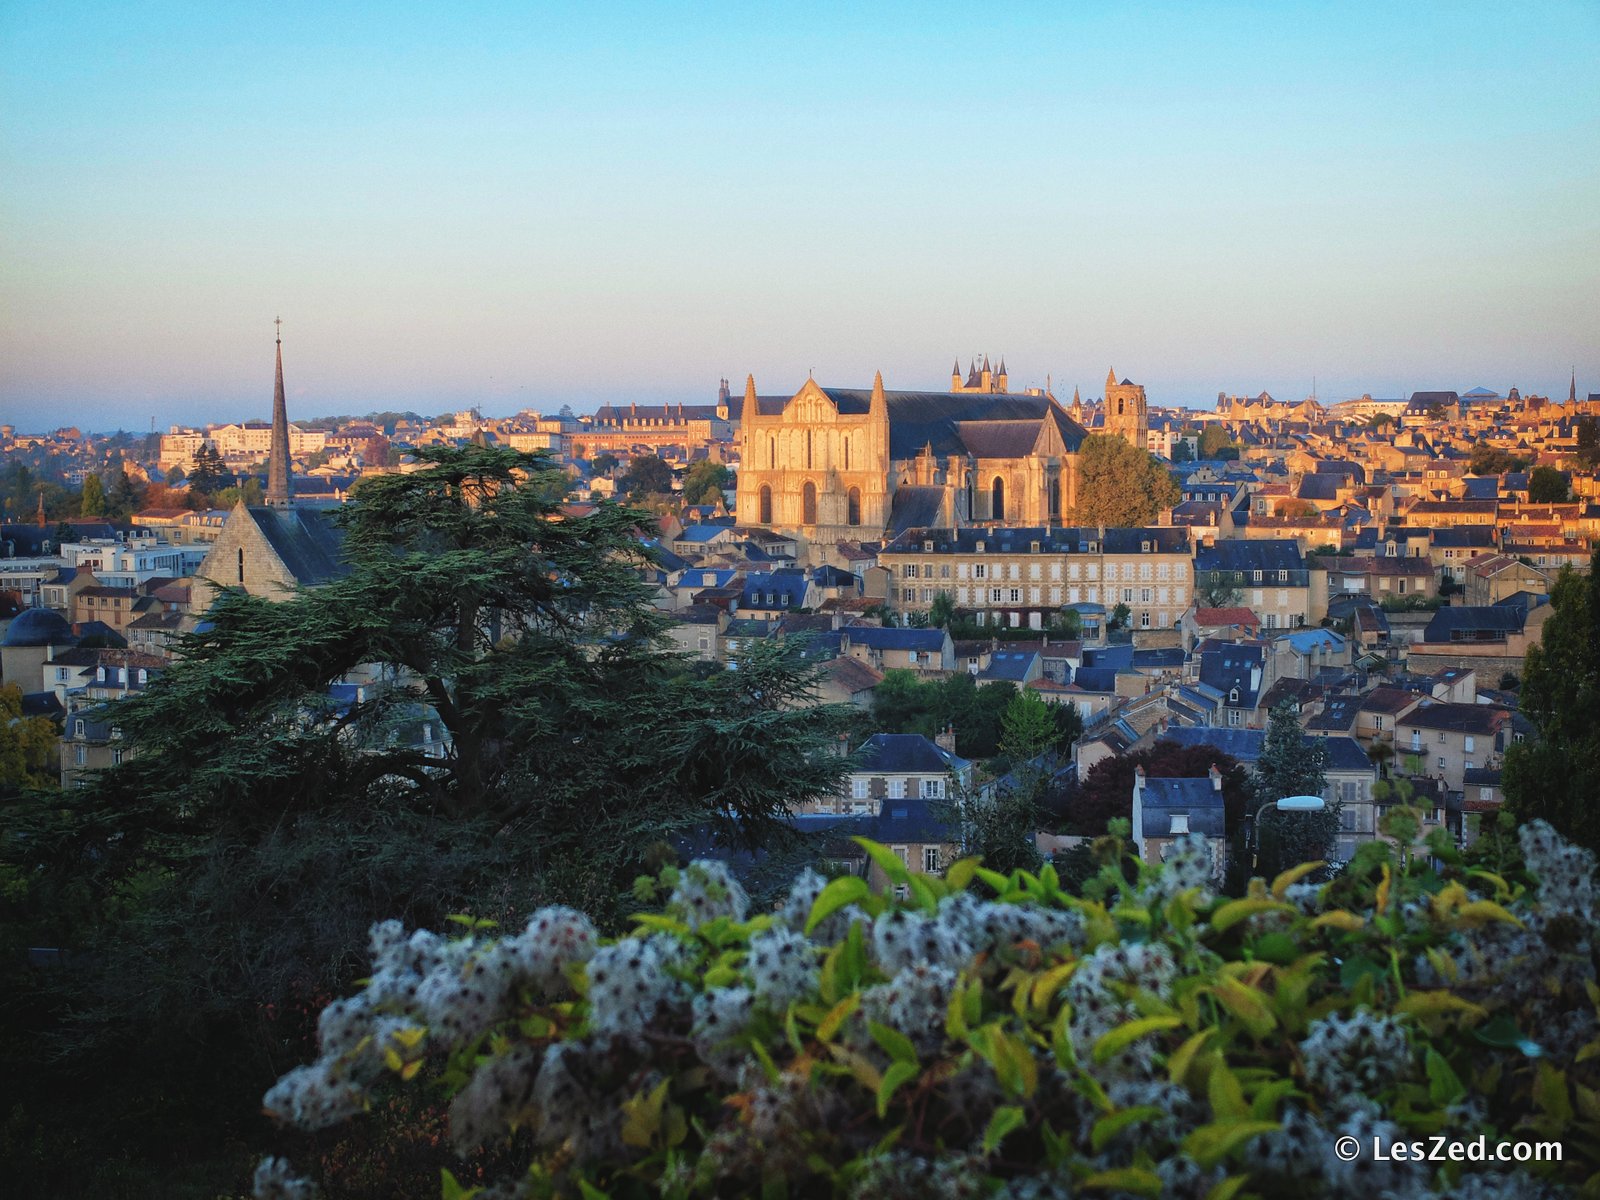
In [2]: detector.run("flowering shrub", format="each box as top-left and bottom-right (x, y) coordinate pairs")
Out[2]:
(256, 822), (1599, 1198)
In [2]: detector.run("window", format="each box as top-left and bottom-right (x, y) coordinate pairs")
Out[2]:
(1437, 756), (1447, 770)
(758, 485), (772, 524)
(801, 481), (817, 525)
(1227, 709), (1242, 727)
(76, 745), (86, 766)
(1140, 588), (1152, 603)
(1009, 588), (1021, 603)
(75, 720), (85, 738)
(921, 777), (944, 799)
(1140, 611), (1151, 628)
(1463, 735), (1475, 753)
(991, 588), (1003, 603)
(1411, 732), (1422, 750)
(923, 847), (941, 873)
(112, 748), (124, 766)
(973, 563), (986, 580)
(847, 488), (861, 526)
(1438, 731), (1447, 743)
(991, 476), (1005, 522)
(237, 547), (245, 584)
(902, 564), (918, 579)
(888, 778), (906, 799)
(852, 778), (869, 800)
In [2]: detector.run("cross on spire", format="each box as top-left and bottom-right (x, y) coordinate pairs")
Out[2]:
(275, 315), (282, 344)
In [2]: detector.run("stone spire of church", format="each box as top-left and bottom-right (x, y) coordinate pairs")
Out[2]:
(1106, 366), (1117, 391)
(743, 374), (758, 419)
(266, 317), (293, 507)
(1571, 368), (1578, 404)
(870, 370), (887, 419)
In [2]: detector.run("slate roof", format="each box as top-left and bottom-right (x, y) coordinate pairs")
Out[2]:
(1139, 777), (1225, 836)
(952, 420), (1044, 458)
(3, 607), (75, 647)
(790, 797), (957, 848)
(802, 389), (1088, 460)
(854, 733), (970, 774)
(740, 570), (808, 610)
(844, 625), (947, 652)
(1156, 727), (1265, 761)
(980, 651), (1039, 682)
(1195, 539), (1307, 573)
(887, 487), (947, 535)
(1422, 606), (1526, 641)
(1398, 702), (1506, 736)
(1070, 667), (1119, 692)
(245, 507), (348, 586)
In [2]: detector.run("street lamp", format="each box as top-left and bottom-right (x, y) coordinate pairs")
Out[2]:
(1252, 794), (1326, 871)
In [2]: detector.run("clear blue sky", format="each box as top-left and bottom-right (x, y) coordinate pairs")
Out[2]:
(3, 1), (1597, 431)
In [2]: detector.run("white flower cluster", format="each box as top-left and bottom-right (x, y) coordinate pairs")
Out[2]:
(1145, 832), (1218, 903)
(848, 1150), (989, 1200)
(1521, 819), (1596, 920)
(746, 926), (819, 1005)
(1065, 941), (1177, 1076)
(862, 961), (959, 1053)
(252, 1155), (320, 1200)
(586, 933), (691, 1035)
(1299, 1008), (1412, 1094)
(668, 859), (749, 928)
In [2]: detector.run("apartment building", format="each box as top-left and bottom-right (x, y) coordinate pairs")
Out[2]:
(878, 526), (1193, 632)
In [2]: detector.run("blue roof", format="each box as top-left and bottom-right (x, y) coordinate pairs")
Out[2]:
(1071, 666), (1119, 692)
(856, 733), (970, 774)
(2, 606), (75, 648)
(1196, 539), (1308, 573)
(1082, 644), (1133, 670)
(1140, 777), (1225, 836)
(677, 525), (728, 543)
(845, 626), (947, 652)
(1157, 727), (1266, 762)
(1281, 628), (1346, 655)
(981, 651), (1038, 682)
(740, 569), (808, 610)
(791, 797), (957, 846)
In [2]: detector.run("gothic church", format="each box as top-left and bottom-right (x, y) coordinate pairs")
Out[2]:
(735, 368), (1095, 559)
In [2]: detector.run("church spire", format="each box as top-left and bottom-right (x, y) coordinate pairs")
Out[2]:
(1572, 368), (1578, 404)
(1106, 366), (1117, 390)
(870, 370), (887, 419)
(266, 317), (293, 507)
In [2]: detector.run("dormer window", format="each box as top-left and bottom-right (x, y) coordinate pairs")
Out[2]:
(1229, 687), (1239, 703)
(923, 540), (934, 552)
(74, 720), (85, 738)
(1141, 540), (1150, 552)
(975, 540), (985, 553)
(1170, 813), (1189, 835)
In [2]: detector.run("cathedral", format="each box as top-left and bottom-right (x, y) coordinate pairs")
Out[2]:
(734, 368), (1092, 558)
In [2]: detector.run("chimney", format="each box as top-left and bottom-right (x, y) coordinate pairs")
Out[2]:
(1209, 763), (1223, 792)
(935, 724), (957, 754)
(1131, 764), (1146, 848)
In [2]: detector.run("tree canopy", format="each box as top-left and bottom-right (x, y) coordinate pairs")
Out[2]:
(1072, 741), (1252, 836)
(1528, 465), (1570, 503)
(620, 453), (675, 497)
(1504, 557), (1600, 853)
(1252, 700), (1336, 877)
(1068, 435), (1180, 526)
(680, 460), (733, 505)
(1, 445), (853, 1192)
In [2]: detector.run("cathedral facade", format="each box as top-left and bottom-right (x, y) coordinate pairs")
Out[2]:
(734, 371), (1089, 558)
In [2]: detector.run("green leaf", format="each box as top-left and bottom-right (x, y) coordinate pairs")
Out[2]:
(1207, 1061), (1248, 1120)
(1183, 1120), (1282, 1169)
(1205, 1176), (1249, 1200)
(853, 837), (911, 885)
(1079, 1167), (1162, 1196)
(816, 992), (860, 1043)
(876, 1060), (919, 1118)
(1166, 1027), (1214, 1086)
(945, 856), (979, 891)
(441, 1169), (482, 1200)
(578, 1182), (611, 1200)
(1090, 1105), (1161, 1153)
(868, 1020), (919, 1065)
(805, 875), (870, 935)
(621, 1077), (670, 1147)
(1209, 898), (1296, 934)
(1425, 1047), (1466, 1107)
(1534, 1061), (1573, 1123)
(982, 1105), (1027, 1155)
(1092, 1015), (1183, 1064)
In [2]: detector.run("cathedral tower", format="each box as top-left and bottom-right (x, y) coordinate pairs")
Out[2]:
(266, 317), (293, 507)
(1102, 366), (1149, 450)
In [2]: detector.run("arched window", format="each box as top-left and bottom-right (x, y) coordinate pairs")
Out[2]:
(759, 485), (773, 525)
(1048, 475), (1061, 520)
(965, 472), (975, 519)
(844, 435), (850, 470)
(237, 547), (245, 584)
(769, 437), (775, 467)
(806, 431), (813, 469)
(991, 476), (1005, 523)
(1118, 398), (1125, 415)
(847, 487), (861, 526)
(802, 480), (818, 525)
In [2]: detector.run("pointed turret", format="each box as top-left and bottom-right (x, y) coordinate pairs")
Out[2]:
(266, 318), (293, 507)
(743, 374), (758, 419)
(870, 370), (887, 419)
(1571, 369), (1578, 404)
(1106, 367), (1117, 391)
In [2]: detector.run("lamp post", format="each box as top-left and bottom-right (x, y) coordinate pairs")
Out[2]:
(1252, 794), (1326, 872)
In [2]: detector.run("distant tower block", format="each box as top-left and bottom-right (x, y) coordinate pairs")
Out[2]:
(266, 317), (293, 507)
(1102, 366), (1149, 449)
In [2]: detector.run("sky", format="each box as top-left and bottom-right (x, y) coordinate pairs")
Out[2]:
(3, 1), (1598, 433)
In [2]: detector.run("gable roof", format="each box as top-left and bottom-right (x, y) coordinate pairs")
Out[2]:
(854, 733), (970, 774)
(244, 506), (348, 586)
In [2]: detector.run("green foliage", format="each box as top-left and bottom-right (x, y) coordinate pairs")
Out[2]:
(1380, 592), (1444, 612)
(0, 684), (57, 796)
(1198, 424), (1236, 458)
(78, 471), (106, 516)
(590, 452), (620, 475)
(1468, 443), (1530, 476)
(0, 446), (853, 1194)
(1069, 435), (1181, 527)
(1505, 556), (1600, 854)
(1575, 417), (1599, 466)
(104, 466), (143, 517)
(1252, 702), (1337, 878)
(1073, 742), (1253, 838)
(1170, 437), (1194, 463)
(258, 821), (1600, 1197)
(1198, 570), (1244, 608)
(1108, 601), (1131, 631)
(679, 460), (733, 505)
(213, 476), (264, 507)
(620, 454), (674, 498)
(870, 669), (1016, 759)
(1528, 465), (1571, 504)
(927, 590), (955, 629)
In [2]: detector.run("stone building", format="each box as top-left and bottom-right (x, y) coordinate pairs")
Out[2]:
(734, 371), (1088, 559)
(1102, 368), (1149, 449)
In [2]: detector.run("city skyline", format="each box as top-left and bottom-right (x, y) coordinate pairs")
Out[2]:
(3, 1), (1598, 430)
